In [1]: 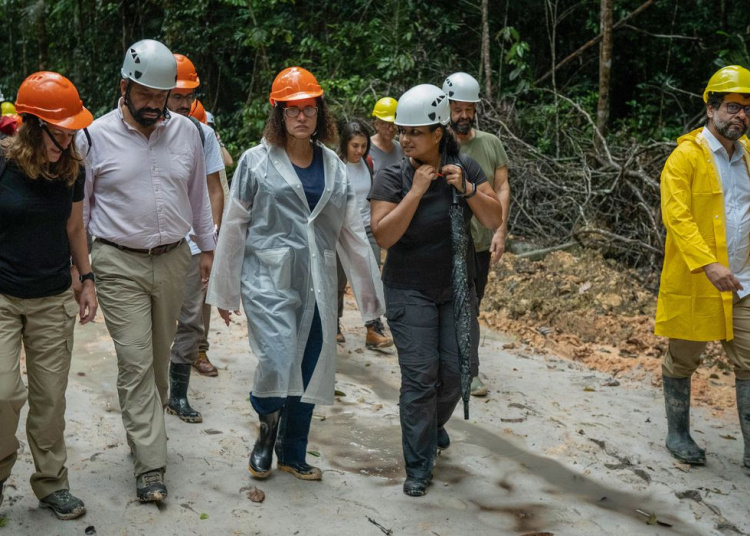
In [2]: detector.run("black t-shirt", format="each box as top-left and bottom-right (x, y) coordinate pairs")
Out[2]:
(368, 153), (487, 290)
(0, 158), (84, 298)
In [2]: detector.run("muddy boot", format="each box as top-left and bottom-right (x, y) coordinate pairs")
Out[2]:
(336, 321), (345, 344)
(736, 379), (750, 469)
(249, 410), (281, 479)
(663, 375), (706, 465)
(166, 363), (203, 423)
(470, 376), (488, 397)
(365, 318), (393, 350)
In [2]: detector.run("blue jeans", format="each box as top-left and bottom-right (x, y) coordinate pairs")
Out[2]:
(250, 306), (322, 465)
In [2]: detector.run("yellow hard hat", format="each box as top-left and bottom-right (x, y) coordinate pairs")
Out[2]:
(372, 97), (398, 122)
(1, 101), (16, 115)
(703, 65), (750, 102)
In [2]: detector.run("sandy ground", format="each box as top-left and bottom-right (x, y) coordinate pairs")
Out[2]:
(2, 295), (750, 536)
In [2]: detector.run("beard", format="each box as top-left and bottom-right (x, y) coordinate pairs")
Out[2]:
(714, 116), (749, 141)
(124, 91), (164, 127)
(451, 116), (474, 135)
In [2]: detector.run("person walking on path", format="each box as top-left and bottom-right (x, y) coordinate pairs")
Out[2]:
(0, 71), (95, 520)
(369, 84), (503, 497)
(656, 65), (750, 470)
(443, 72), (510, 397)
(165, 53), (225, 425)
(207, 66), (384, 482)
(369, 97), (404, 176)
(335, 119), (393, 350)
(81, 39), (215, 502)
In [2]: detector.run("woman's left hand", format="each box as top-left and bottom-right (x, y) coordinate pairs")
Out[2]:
(78, 283), (98, 325)
(441, 164), (469, 194)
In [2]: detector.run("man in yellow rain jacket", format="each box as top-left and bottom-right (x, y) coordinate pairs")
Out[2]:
(656, 65), (750, 469)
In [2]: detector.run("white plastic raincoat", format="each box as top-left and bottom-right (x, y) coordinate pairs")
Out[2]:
(206, 138), (385, 405)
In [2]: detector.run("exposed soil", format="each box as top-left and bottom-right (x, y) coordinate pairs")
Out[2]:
(480, 250), (737, 415)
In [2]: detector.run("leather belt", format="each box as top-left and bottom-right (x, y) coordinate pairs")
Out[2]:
(97, 238), (184, 256)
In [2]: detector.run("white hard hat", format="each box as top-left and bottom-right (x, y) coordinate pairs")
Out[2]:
(121, 39), (178, 90)
(442, 72), (480, 103)
(205, 111), (215, 125)
(394, 84), (450, 127)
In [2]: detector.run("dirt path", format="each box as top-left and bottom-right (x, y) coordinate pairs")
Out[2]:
(2, 295), (749, 535)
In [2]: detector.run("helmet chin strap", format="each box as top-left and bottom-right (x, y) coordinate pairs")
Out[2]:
(40, 120), (67, 153)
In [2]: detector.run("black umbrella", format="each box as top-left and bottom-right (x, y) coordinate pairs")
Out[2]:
(449, 182), (472, 420)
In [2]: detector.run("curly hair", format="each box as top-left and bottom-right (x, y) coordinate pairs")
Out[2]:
(263, 97), (338, 148)
(431, 124), (461, 157)
(0, 115), (83, 186)
(337, 119), (371, 162)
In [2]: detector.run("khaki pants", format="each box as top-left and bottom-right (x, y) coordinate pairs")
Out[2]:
(663, 294), (750, 381)
(92, 241), (191, 476)
(0, 288), (78, 498)
(170, 254), (203, 365)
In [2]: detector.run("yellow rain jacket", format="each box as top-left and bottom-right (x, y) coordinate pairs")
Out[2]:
(656, 128), (750, 341)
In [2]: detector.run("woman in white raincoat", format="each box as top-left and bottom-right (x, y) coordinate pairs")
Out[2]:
(206, 67), (384, 481)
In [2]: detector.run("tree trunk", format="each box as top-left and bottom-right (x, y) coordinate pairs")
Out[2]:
(595, 0), (613, 151)
(481, 0), (491, 99)
(37, 1), (49, 70)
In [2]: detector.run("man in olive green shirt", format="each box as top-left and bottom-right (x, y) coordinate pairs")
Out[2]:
(443, 72), (510, 396)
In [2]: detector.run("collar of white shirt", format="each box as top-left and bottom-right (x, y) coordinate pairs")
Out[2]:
(702, 126), (744, 162)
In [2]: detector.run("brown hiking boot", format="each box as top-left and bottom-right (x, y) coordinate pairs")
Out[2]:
(193, 350), (218, 376)
(365, 319), (393, 350)
(336, 321), (345, 344)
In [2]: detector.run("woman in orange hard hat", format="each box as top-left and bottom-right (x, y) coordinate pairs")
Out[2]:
(207, 67), (384, 481)
(0, 71), (96, 520)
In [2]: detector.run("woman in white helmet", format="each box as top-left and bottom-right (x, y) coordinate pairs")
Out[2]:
(369, 84), (503, 497)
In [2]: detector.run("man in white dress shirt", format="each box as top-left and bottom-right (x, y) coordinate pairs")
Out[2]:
(82, 39), (215, 502)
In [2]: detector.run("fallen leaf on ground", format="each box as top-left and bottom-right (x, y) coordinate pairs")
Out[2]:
(673, 462), (691, 473)
(307, 450), (321, 457)
(334, 390), (346, 396)
(719, 434), (737, 440)
(247, 487), (265, 503)
(200, 513), (209, 520)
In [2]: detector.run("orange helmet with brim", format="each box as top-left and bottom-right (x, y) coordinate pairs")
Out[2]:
(15, 71), (93, 130)
(269, 67), (323, 106)
(190, 99), (207, 124)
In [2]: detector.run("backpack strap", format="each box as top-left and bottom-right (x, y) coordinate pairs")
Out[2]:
(187, 116), (206, 147)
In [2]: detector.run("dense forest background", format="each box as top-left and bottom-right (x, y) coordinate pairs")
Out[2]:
(1, 0), (748, 278)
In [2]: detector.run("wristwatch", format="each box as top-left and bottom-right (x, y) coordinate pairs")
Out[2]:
(79, 272), (95, 283)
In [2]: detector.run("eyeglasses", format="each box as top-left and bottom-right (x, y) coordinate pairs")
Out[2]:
(171, 93), (196, 104)
(723, 102), (750, 116)
(284, 106), (318, 118)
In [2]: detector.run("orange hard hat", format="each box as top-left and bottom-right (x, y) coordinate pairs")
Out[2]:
(269, 67), (323, 106)
(190, 99), (207, 124)
(174, 54), (200, 89)
(15, 71), (93, 130)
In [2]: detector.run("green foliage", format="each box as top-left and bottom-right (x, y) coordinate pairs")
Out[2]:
(0, 0), (748, 154)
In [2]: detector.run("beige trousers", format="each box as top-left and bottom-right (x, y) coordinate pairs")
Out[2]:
(0, 288), (78, 498)
(92, 241), (190, 476)
(663, 294), (750, 381)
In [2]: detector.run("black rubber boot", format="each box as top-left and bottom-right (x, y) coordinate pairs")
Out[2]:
(166, 363), (203, 423)
(663, 375), (706, 465)
(249, 410), (281, 479)
(736, 379), (750, 469)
